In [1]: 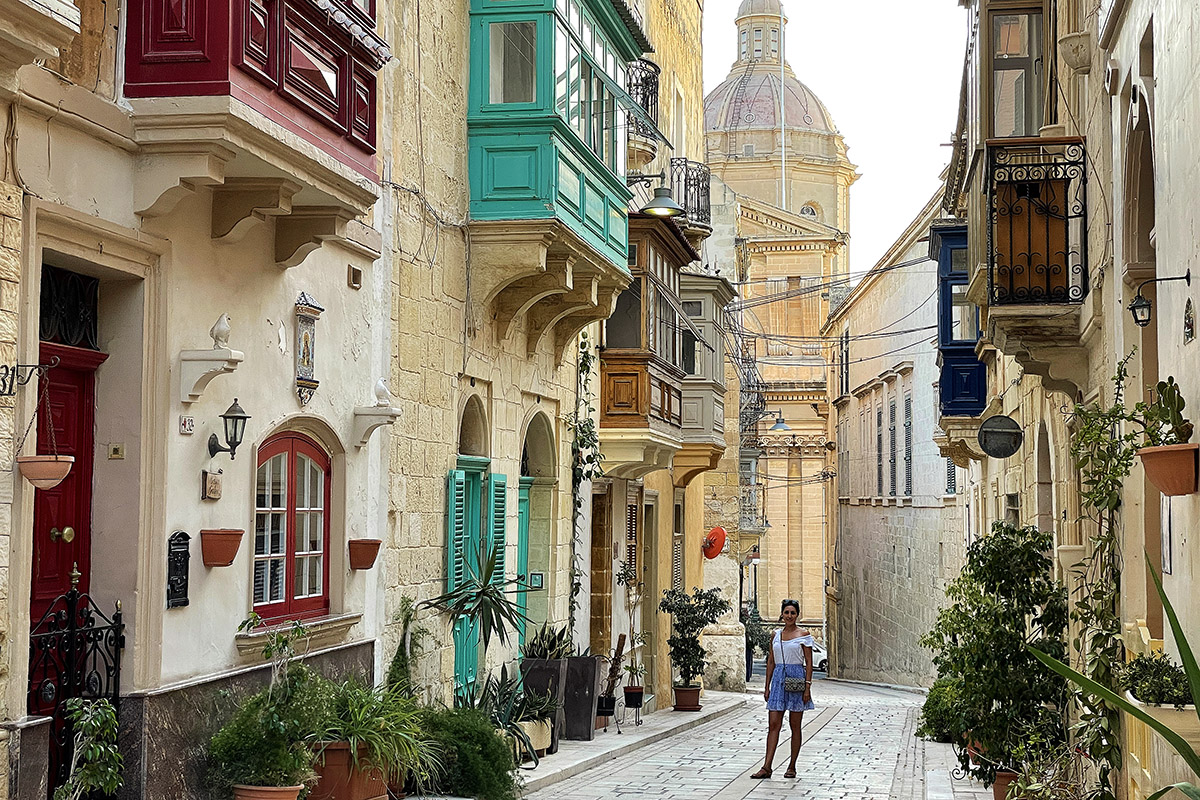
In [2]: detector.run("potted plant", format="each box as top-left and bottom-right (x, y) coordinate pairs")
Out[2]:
(622, 660), (646, 710)
(1118, 650), (1199, 750)
(1031, 558), (1200, 800)
(597, 634), (626, 720)
(658, 587), (732, 712)
(209, 616), (327, 800)
(562, 646), (602, 740)
(1135, 376), (1199, 495)
(310, 678), (438, 800)
(1006, 727), (1093, 800)
(519, 624), (571, 752)
(54, 698), (123, 800)
(921, 522), (1068, 788)
(916, 676), (964, 744)
(456, 666), (556, 767)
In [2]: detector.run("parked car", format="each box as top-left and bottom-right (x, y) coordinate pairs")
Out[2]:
(810, 640), (829, 674)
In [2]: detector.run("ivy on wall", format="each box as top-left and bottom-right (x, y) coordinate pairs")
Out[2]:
(567, 332), (603, 632)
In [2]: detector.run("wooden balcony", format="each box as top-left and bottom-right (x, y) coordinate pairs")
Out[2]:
(598, 351), (684, 479)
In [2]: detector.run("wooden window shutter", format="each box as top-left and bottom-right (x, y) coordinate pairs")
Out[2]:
(626, 502), (639, 573)
(903, 395), (913, 497)
(487, 473), (507, 586)
(446, 470), (467, 591)
(671, 534), (683, 591)
(888, 400), (897, 496)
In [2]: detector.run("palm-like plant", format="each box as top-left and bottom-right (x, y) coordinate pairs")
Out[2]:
(1031, 555), (1200, 800)
(420, 544), (528, 652)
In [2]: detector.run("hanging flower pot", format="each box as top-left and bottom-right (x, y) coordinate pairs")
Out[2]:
(347, 539), (382, 570)
(15, 455), (74, 490)
(1136, 443), (1199, 496)
(200, 529), (244, 567)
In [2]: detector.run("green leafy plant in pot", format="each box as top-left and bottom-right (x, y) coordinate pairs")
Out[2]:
(54, 698), (123, 800)
(519, 623), (572, 753)
(658, 587), (731, 711)
(597, 634), (626, 718)
(208, 616), (326, 800)
(920, 522), (1068, 788)
(1135, 376), (1199, 495)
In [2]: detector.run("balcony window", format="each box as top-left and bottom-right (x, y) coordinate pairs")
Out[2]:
(991, 11), (1044, 138)
(934, 224), (986, 417)
(753, 29), (763, 58)
(607, 282), (643, 349)
(741, 30), (748, 59)
(682, 331), (697, 375)
(490, 21), (538, 104)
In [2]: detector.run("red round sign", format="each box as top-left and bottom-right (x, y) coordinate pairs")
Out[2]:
(702, 526), (727, 559)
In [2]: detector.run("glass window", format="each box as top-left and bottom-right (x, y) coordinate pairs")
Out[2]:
(254, 433), (331, 620)
(740, 30), (748, 59)
(753, 29), (762, 57)
(770, 29), (778, 57)
(682, 330), (697, 375)
(950, 284), (978, 341)
(992, 11), (1043, 137)
(489, 21), (538, 104)
(606, 282), (642, 348)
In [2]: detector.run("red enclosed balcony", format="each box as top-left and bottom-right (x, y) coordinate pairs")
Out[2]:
(125, 0), (389, 184)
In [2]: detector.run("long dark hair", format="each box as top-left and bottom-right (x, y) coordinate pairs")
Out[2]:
(779, 599), (800, 621)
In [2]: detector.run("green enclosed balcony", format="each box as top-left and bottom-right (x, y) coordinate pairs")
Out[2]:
(467, 0), (662, 361)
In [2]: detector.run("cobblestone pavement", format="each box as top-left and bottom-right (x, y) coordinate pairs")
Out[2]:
(525, 680), (988, 800)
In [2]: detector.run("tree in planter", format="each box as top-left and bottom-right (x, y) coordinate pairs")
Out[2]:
(54, 698), (123, 800)
(658, 587), (732, 699)
(920, 521), (1068, 785)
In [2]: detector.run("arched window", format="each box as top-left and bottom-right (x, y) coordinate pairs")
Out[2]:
(800, 204), (818, 218)
(254, 432), (331, 620)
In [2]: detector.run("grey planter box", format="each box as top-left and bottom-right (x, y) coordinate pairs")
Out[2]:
(562, 655), (602, 741)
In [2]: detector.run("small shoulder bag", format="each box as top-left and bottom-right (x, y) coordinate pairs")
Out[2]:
(779, 632), (805, 693)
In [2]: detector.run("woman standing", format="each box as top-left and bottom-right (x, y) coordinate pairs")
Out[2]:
(750, 599), (815, 779)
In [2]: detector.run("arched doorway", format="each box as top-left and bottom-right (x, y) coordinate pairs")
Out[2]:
(520, 412), (556, 643)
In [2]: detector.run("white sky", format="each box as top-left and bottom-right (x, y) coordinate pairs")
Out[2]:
(702, 0), (969, 275)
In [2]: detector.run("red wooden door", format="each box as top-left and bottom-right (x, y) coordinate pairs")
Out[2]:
(29, 343), (107, 625)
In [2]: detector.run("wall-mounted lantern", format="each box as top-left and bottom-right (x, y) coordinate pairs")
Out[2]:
(1129, 270), (1191, 328)
(208, 399), (250, 460)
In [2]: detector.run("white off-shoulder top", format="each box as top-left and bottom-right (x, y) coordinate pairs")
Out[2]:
(772, 630), (815, 664)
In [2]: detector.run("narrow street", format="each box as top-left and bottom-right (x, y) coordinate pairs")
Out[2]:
(526, 681), (991, 800)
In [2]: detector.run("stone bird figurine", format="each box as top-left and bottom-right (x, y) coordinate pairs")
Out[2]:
(374, 378), (393, 407)
(209, 314), (232, 349)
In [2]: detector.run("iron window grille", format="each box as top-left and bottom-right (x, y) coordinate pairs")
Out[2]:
(626, 58), (660, 138)
(670, 158), (712, 225)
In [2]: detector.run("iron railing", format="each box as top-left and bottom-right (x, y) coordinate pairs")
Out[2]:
(670, 158), (711, 226)
(626, 58), (660, 138)
(29, 570), (125, 791)
(986, 136), (1088, 305)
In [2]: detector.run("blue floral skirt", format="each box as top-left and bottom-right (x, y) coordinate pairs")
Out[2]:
(767, 664), (816, 712)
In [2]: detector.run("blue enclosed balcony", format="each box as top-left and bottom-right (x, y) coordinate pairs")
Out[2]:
(933, 224), (985, 418)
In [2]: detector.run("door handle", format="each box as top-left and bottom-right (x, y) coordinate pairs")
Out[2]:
(50, 527), (75, 543)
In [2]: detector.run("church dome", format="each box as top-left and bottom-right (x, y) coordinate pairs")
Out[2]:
(736, 0), (786, 20)
(704, 69), (837, 135)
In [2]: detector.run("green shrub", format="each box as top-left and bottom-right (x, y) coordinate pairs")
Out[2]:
(1119, 651), (1191, 708)
(742, 609), (773, 659)
(419, 707), (518, 800)
(208, 666), (330, 793)
(317, 678), (440, 784)
(917, 677), (963, 743)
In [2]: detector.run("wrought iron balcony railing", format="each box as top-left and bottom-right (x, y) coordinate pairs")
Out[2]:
(626, 58), (660, 138)
(986, 137), (1088, 305)
(670, 158), (711, 226)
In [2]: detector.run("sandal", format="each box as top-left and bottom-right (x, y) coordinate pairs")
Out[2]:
(784, 769), (797, 778)
(750, 768), (772, 779)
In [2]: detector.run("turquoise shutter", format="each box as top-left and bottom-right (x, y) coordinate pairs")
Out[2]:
(486, 474), (507, 586)
(446, 470), (467, 591)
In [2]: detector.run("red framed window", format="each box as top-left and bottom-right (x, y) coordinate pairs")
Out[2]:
(254, 432), (332, 620)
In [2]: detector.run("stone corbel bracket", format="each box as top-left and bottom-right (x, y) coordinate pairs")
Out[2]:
(352, 405), (401, 448)
(276, 206), (356, 268)
(211, 177), (301, 244)
(180, 348), (244, 404)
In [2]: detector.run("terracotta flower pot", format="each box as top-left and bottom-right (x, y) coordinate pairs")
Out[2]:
(310, 742), (387, 800)
(232, 786), (304, 800)
(672, 685), (702, 712)
(347, 538), (382, 570)
(1137, 443), (1199, 496)
(200, 529), (243, 567)
(992, 769), (1018, 800)
(15, 455), (74, 490)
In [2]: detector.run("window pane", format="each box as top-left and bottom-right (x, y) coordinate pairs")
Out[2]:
(950, 284), (977, 341)
(555, 25), (568, 120)
(992, 12), (1043, 137)
(489, 21), (537, 104)
(606, 284), (642, 348)
(682, 331), (697, 375)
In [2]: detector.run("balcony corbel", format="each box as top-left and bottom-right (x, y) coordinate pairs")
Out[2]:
(135, 143), (236, 219)
(0, 0), (79, 95)
(987, 306), (1087, 396)
(525, 276), (599, 357)
(211, 178), (301, 244)
(673, 441), (725, 487)
(551, 283), (623, 363)
(275, 207), (357, 269)
(494, 260), (575, 342)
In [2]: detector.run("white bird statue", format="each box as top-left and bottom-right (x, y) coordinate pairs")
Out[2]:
(210, 314), (232, 349)
(374, 378), (393, 407)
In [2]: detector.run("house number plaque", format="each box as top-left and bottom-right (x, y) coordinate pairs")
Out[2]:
(167, 531), (191, 608)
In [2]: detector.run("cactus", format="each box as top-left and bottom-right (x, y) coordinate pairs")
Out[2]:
(1144, 376), (1194, 445)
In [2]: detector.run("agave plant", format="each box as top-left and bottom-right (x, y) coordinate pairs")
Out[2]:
(456, 665), (556, 768)
(519, 623), (574, 660)
(420, 544), (528, 652)
(1030, 554), (1200, 800)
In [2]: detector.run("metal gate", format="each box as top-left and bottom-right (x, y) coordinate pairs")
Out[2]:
(28, 568), (124, 792)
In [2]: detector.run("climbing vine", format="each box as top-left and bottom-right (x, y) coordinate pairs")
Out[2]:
(566, 331), (603, 631)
